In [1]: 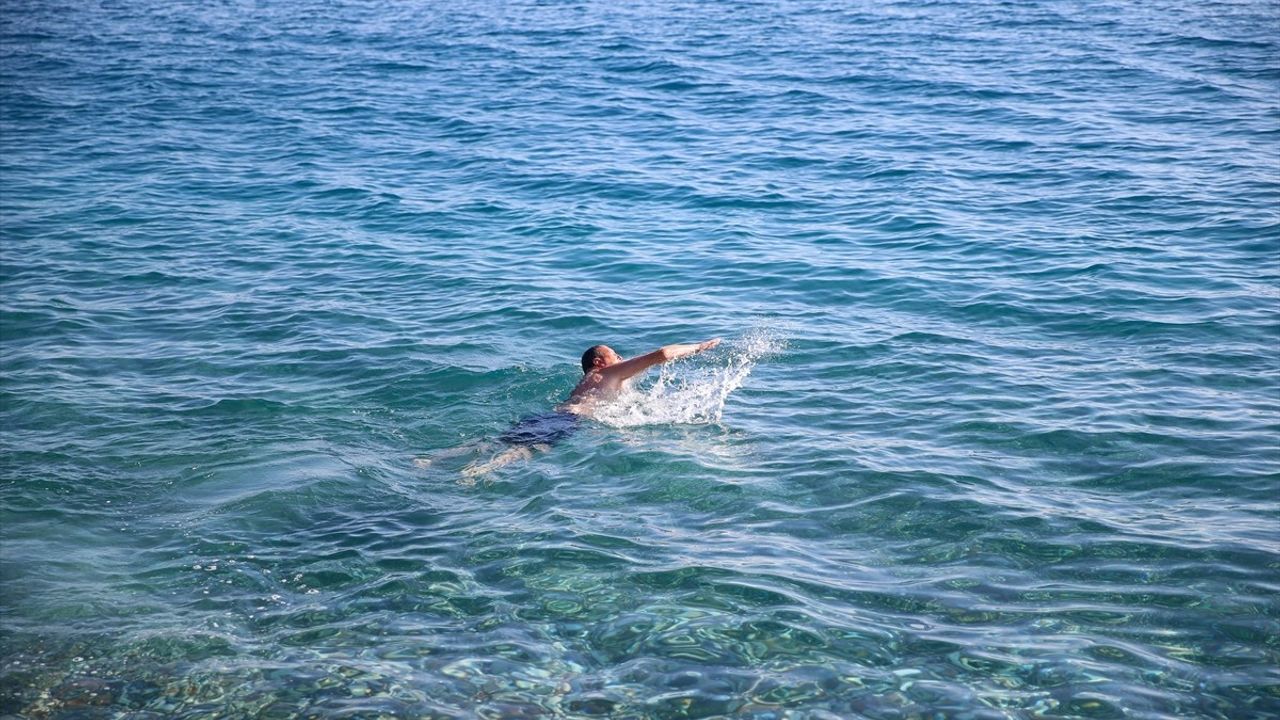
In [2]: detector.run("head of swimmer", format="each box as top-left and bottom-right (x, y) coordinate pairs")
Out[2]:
(580, 345), (622, 373)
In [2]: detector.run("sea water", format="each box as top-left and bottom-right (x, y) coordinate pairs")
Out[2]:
(1, 1), (1278, 718)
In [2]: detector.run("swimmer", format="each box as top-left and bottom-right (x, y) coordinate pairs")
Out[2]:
(416, 337), (721, 479)
(562, 338), (721, 415)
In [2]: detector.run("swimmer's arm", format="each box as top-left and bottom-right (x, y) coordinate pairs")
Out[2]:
(602, 338), (721, 381)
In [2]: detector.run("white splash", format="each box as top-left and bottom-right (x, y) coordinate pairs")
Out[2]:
(591, 328), (785, 428)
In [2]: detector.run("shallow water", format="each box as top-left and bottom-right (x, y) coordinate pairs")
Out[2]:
(2, 0), (1278, 718)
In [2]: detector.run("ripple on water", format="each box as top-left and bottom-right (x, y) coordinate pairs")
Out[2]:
(3, 0), (1279, 717)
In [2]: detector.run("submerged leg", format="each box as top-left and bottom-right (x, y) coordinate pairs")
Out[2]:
(460, 443), (551, 480)
(461, 446), (532, 478)
(414, 441), (490, 468)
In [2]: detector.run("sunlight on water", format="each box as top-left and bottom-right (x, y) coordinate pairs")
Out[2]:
(593, 328), (786, 428)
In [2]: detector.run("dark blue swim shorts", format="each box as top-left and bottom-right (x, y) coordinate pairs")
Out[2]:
(498, 411), (580, 446)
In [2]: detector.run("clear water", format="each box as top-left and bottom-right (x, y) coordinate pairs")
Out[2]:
(2, 1), (1278, 718)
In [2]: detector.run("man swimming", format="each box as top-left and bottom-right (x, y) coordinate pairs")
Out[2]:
(417, 337), (722, 478)
(562, 338), (721, 415)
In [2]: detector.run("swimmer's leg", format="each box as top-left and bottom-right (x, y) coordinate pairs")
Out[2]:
(460, 443), (551, 480)
(414, 441), (492, 469)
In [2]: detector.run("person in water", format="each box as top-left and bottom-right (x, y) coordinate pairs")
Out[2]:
(417, 337), (721, 478)
(563, 338), (721, 414)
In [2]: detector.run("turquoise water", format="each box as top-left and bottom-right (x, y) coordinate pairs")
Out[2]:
(2, 0), (1278, 717)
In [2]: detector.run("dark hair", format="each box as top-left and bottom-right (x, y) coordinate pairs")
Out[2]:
(581, 345), (607, 373)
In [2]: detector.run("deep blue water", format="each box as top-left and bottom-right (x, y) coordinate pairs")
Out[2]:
(2, 1), (1279, 718)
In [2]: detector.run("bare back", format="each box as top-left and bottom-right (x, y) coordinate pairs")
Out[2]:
(560, 370), (628, 415)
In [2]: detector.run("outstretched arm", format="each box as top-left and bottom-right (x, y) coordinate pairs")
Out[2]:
(602, 338), (721, 382)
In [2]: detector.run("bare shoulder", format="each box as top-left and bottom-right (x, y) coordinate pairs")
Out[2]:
(567, 369), (627, 408)
(568, 371), (605, 399)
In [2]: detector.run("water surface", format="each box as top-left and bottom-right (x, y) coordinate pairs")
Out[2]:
(2, 1), (1278, 718)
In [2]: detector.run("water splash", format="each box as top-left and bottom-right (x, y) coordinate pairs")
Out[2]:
(591, 328), (785, 427)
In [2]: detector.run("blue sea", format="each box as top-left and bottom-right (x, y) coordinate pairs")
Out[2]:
(2, 1), (1278, 718)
